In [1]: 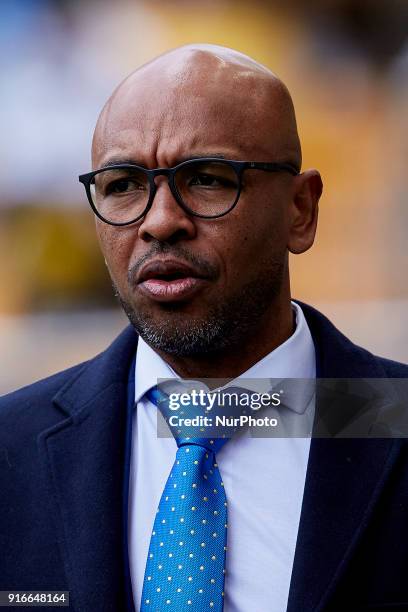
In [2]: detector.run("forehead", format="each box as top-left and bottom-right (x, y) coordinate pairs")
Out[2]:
(93, 59), (283, 168)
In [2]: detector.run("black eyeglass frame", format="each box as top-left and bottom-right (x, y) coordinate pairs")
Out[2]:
(78, 157), (300, 226)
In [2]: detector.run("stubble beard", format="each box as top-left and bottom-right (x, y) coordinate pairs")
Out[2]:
(114, 259), (286, 358)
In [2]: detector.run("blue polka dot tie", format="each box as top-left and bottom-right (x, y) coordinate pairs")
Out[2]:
(140, 387), (230, 611)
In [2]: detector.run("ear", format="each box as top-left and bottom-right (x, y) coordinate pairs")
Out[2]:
(287, 169), (323, 254)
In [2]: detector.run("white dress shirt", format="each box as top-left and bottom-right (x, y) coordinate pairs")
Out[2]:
(128, 301), (316, 611)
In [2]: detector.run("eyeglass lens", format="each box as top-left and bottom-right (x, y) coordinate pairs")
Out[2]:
(90, 160), (240, 223)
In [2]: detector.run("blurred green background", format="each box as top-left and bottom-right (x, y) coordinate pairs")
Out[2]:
(1, 0), (407, 393)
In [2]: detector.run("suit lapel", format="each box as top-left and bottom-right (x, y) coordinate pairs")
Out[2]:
(287, 437), (399, 612)
(37, 326), (138, 612)
(287, 302), (400, 612)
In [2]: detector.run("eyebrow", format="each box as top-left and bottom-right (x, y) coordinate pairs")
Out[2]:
(100, 157), (143, 169)
(99, 153), (228, 170)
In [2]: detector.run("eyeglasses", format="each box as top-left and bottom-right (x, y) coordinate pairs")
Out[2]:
(78, 157), (299, 226)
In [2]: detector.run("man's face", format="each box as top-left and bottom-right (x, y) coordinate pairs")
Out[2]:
(93, 62), (296, 356)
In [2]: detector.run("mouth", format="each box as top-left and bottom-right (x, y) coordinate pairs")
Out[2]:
(136, 259), (211, 303)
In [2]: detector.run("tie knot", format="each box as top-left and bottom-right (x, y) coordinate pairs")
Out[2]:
(147, 385), (252, 453)
(177, 437), (229, 455)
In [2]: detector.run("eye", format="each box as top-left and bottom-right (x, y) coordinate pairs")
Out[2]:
(189, 173), (218, 187)
(105, 178), (146, 195)
(187, 172), (236, 189)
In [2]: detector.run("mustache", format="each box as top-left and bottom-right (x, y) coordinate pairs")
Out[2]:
(127, 243), (218, 286)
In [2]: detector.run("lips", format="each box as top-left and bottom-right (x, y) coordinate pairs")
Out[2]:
(136, 259), (211, 302)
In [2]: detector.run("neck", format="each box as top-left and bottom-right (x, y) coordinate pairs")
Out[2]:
(155, 298), (295, 380)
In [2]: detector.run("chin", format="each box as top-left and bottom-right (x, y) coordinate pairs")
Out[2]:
(121, 300), (226, 356)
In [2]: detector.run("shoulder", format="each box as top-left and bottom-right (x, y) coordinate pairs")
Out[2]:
(373, 355), (408, 377)
(0, 360), (91, 442)
(0, 324), (139, 435)
(0, 360), (89, 411)
(295, 300), (408, 377)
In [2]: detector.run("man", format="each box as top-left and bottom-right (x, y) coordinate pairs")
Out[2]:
(1, 44), (407, 612)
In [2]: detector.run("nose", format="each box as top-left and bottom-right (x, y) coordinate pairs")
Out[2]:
(137, 176), (197, 243)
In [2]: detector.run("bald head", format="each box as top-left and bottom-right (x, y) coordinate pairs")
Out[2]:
(92, 44), (301, 170)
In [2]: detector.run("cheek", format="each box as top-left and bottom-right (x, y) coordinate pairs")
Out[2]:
(216, 203), (288, 286)
(95, 222), (135, 286)
(228, 200), (287, 255)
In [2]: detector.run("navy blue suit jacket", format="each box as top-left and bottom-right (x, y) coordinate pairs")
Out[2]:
(1, 302), (408, 611)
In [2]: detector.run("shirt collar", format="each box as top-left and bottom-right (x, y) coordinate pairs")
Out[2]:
(135, 301), (316, 414)
(134, 336), (177, 405)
